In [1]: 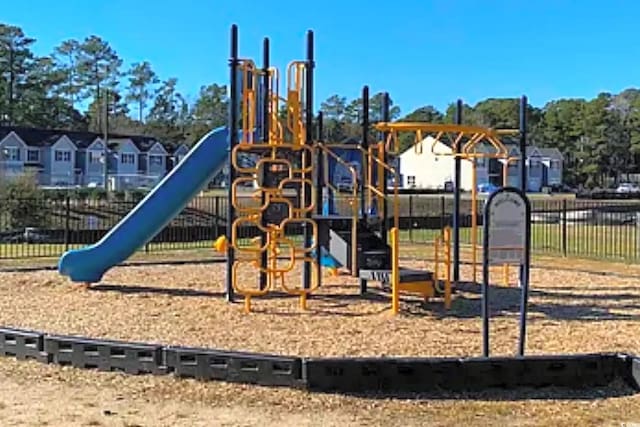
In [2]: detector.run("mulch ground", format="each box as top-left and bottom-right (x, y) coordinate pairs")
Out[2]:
(0, 259), (638, 358)
(1, 259), (640, 426)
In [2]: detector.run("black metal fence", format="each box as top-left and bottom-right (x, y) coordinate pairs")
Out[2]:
(1, 195), (640, 262)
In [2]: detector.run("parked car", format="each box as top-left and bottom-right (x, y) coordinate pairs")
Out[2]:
(0, 228), (50, 244)
(477, 183), (500, 194)
(615, 183), (640, 193)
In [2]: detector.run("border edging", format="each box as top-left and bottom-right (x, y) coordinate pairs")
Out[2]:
(1, 327), (638, 395)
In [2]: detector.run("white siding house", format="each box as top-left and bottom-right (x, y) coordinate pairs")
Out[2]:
(398, 136), (488, 191)
(397, 137), (564, 192)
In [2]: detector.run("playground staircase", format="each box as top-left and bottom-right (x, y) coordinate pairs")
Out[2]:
(315, 215), (437, 299)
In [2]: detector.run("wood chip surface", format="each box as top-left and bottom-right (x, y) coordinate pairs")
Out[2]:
(0, 261), (638, 358)
(1, 260), (640, 426)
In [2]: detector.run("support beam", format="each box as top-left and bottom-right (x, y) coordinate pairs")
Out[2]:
(303, 30), (314, 290)
(359, 85), (369, 294)
(259, 37), (270, 291)
(381, 92), (390, 247)
(226, 24), (239, 302)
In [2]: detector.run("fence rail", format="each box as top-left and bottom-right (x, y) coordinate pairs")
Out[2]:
(1, 195), (639, 262)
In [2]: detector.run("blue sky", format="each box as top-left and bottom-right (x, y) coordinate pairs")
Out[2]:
(4, 0), (640, 115)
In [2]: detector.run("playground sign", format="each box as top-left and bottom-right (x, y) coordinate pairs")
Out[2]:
(486, 190), (527, 265)
(482, 187), (531, 358)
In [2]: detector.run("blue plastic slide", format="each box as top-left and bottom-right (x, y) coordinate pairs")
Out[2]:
(58, 127), (230, 283)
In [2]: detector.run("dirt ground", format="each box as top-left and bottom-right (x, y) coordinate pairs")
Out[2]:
(1, 353), (640, 426)
(1, 260), (640, 425)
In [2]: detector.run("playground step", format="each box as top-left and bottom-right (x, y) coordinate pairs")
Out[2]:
(359, 249), (391, 270)
(359, 268), (433, 285)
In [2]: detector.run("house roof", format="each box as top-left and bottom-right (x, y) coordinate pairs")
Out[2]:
(537, 147), (563, 160)
(0, 126), (167, 152)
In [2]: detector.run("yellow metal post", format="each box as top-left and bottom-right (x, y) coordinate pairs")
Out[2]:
(444, 227), (452, 309)
(391, 227), (400, 315)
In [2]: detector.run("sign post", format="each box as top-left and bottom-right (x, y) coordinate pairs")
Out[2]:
(482, 187), (531, 357)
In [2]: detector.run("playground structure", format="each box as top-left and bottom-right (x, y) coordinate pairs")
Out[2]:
(56, 24), (534, 315)
(210, 26), (459, 313)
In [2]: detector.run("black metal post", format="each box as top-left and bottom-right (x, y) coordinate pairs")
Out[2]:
(359, 86), (370, 293)
(303, 30), (314, 290)
(226, 24), (239, 302)
(453, 99), (463, 286)
(482, 207), (490, 357)
(518, 194), (532, 356)
(381, 92), (390, 246)
(361, 85), (369, 219)
(259, 37), (270, 291)
(64, 196), (71, 251)
(519, 95), (527, 192)
(518, 95), (530, 355)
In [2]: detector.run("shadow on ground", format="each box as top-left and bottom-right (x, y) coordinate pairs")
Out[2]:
(323, 381), (638, 401)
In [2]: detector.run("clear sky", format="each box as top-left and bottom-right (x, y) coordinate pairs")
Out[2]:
(3, 0), (640, 115)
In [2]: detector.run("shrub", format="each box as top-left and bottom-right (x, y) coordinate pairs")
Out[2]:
(0, 173), (50, 230)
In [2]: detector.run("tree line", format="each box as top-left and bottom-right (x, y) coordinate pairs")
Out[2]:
(0, 23), (227, 148)
(2, 22), (640, 188)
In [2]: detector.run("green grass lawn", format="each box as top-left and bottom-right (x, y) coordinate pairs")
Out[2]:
(2, 223), (639, 263)
(402, 223), (640, 261)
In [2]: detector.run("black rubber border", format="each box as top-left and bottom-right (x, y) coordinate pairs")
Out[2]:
(0, 326), (638, 395)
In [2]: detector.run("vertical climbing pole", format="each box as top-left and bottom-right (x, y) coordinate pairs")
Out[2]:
(359, 85), (369, 294)
(381, 92), (390, 247)
(302, 30), (315, 290)
(226, 24), (239, 302)
(259, 37), (270, 291)
(452, 99), (463, 287)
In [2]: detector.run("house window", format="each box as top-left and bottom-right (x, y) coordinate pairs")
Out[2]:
(530, 159), (540, 167)
(55, 150), (71, 162)
(27, 149), (39, 162)
(2, 147), (20, 161)
(89, 151), (102, 164)
(121, 153), (136, 164)
(149, 155), (163, 167)
(407, 176), (416, 187)
(475, 158), (486, 167)
(550, 160), (561, 169)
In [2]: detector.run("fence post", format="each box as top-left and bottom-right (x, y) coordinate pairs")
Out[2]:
(64, 196), (71, 251)
(215, 195), (221, 238)
(408, 194), (413, 242)
(562, 199), (568, 257)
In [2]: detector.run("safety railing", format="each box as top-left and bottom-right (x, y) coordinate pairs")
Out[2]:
(286, 61), (307, 147)
(317, 143), (360, 273)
